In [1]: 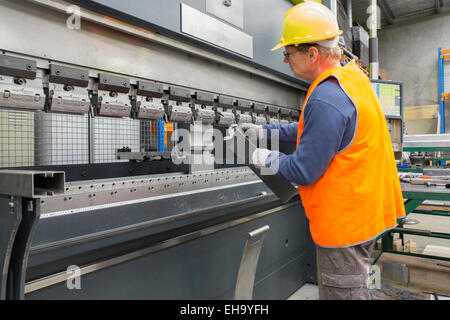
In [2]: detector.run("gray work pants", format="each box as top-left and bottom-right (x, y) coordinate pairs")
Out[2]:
(316, 240), (376, 300)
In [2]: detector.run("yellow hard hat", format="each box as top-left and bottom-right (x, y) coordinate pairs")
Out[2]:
(271, 1), (343, 51)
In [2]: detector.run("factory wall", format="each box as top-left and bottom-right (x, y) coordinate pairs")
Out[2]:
(378, 12), (450, 134)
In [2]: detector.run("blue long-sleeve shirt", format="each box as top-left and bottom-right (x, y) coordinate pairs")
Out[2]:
(263, 77), (357, 186)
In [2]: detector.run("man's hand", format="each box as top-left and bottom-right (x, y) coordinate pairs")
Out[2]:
(236, 123), (263, 141)
(251, 148), (272, 169)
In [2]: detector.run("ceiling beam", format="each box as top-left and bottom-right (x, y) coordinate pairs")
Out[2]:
(378, 0), (395, 25)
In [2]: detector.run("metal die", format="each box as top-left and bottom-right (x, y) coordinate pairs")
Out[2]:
(167, 102), (193, 123)
(216, 110), (235, 126)
(267, 105), (279, 117)
(134, 96), (165, 120)
(46, 64), (90, 114)
(236, 99), (252, 113)
(268, 117), (280, 124)
(253, 115), (267, 125)
(218, 95), (235, 110)
(133, 80), (165, 120)
(193, 91), (215, 124)
(290, 110), (300, 122)
(267, 105), (280, 124)
(0, 75), (45, 111)
(94, 90), (132, 118)
(92, 73), (132, 117)
(236, 113), (253, 124)
(194, 107), (216, 124)
(47, 83), (90, 114)
(252, 103), (267, 125)
(279, 107), (291, 123)
(0, 55), (44, 111)
(38, 168), (258, 215)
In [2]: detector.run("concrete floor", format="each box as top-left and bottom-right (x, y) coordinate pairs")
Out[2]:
(287, 283), (319, 300)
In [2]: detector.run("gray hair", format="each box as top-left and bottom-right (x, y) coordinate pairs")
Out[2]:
(295, 43), (342, 60)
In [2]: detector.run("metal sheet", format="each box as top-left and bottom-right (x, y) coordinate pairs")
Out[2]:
(227, 127), (299, 204)
(206, 0), (244, 29)
(181, 3), (253, 58)
(403, 134), (450, 148)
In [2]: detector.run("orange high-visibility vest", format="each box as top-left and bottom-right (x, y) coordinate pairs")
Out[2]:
(296, 61), (405, 247)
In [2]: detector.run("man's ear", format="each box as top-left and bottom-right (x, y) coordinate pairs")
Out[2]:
(308, 46), (319, 64)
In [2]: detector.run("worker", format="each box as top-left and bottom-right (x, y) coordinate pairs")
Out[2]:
(238, 1), (405, 300)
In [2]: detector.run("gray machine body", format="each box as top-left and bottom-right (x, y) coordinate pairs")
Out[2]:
(67, 0), (307, 84)
(0, 0), (315, 300)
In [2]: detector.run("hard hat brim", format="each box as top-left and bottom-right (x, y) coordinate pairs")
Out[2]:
(271, 43), (287, 51)
(270, 30), (343, 52)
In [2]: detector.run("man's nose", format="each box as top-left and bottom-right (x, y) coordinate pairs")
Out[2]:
(283, 57), (289, 64)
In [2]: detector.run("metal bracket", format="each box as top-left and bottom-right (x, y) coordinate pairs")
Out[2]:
(279, 107), (291, 123)
(132, 80), (165, 120)
(236, 99), (252, 112)
(195, 92), (215, 106)
(268, 117), (280, 124)
(290, 110), (300, 122)
(252, 103), (267, 125)
(134, 97), (165, 120)
(46, 83), (90, 114)
(216, 111), (235, 126)
(49, 64), (89, 87)
(279, 107), (290, 117)
(234, 225), (270, 300)
(193, 107), (216, 124)
(45, 64), (90, 114)
(218, 95), (235, 110)
(253, 115), (267, 125)
(267, 105), (279, 116)
(0, 75), (45, 111)
(116, 150), (172, 161)
(93, 91), (132, 117)
(252, 103), (266, 114)
(93, 73), (132, 117)
(166, 102), (193, 123)
(98, 73), (130, 93)
(193, 91), (215, 124)
(0, 55), (37, 79)
(0, 170), (65, 198)
(169, 86), (191, 102)
(236, 113), (252, 124)
(136, 80), (164, 98)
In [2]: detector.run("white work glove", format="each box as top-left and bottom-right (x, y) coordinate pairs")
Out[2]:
(237, 123), (264, 140)
(251, 148), (272, 169)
